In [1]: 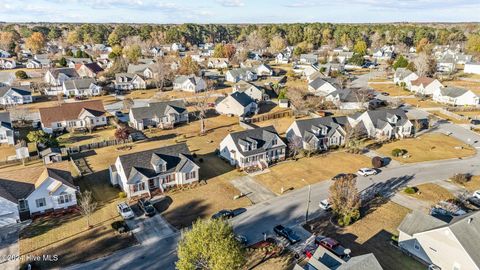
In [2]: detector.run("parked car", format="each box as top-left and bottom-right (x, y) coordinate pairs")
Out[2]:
(319, 199), (332, 211)
(380, 92), (390, 96)
(273, 224), (301, 244)
(138, 198), (156, 217)
(316, 237), (347, 258)
(473, 190), (480, 199)
(436, 201), (467, 216)
(331, 173), (357, 181)
(117, 202), (135, 219)
(115, 111), (124, 117)
(211, 209), (235, 219)
(467, 196), (480, 208)
(357, 168), (377, 176)
(235, 234), (248, 245)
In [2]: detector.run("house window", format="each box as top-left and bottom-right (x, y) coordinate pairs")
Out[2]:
(18, 199), (29, 211)
(186, 171), (196, 180)
(133, 182), (145, 192)
(35, 198), (46, 208)
(165, 174), (175, 183)
(414, 242), (420, 250)
(57, 194), (72, 204)
(57, 123), (62, 128)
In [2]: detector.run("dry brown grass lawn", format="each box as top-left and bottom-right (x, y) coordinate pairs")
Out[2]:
(402, 98), (443, 108)
(307, 199), (424, 270)
(377, 133), (475, 163)
(453, 110), (480, 118)
(255, 152), (371, 194)
(430, 111), (471, 124)
(443, 80), (480, 95)
(368, 83), (410, 96)
(460, 175), (480, 192)
(244, 249), (295, 270)
(58, 126), (117, 147)
(406, 183), (454, 204)
(0, 144), (16, 162)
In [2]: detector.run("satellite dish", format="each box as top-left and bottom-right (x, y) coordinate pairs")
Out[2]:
(344, 248), (352, 257)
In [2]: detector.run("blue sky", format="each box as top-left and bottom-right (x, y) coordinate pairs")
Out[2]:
(1, 0), (479, 23)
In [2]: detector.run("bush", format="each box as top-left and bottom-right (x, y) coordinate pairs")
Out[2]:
(404, 186), (418, 194)
(451, 173), (471, 184)
(198, 158), (204, 163)
(111, 220), (129, 232)
(371, 156), (383, 168)
(391, 148), (407, 157)
(391, 235), (399, 242)
(15, 70), (28, 79)
(118, 192), (126, 198)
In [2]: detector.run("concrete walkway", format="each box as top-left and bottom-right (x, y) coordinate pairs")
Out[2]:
(0, 222), (29, 270)
(231, 176), (276, 204)
(391, 193), (432, 212)
(126, 214), (177, 245)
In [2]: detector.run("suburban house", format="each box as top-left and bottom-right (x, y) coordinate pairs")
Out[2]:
(436, 57), (456, 73)
(0, 49), (11, 58)
(127, 64), (156, 79)
(0, 59), (16, 69)
(0, 166), (78, 222)
(325, 88), (371, 110)
(293, 245), (383, 270)
(109, 143), (199, 199)
(308, 77), (340, 96)
(0, 112), (15, 145)
(0, 73), (15, 86)
(173, 75), (206, 93)
(394, 68), (419, 88)
(44, 68), (80, 86)
(464, 62), (480, 75)
(225, 68), (258, 83)
(39, 100), (107, 133)
(62, 78), (102, 97)
(0, 85), (33, 105)
(232, 80), (268, 101)
(76, 62), (104, 78)
(300, 54), (318, 65)
(26, 54), (52, 69)
(240, 63), (273, 77)
(129, 100), (188, 130)
(66, 58), (92, 68)
(409, 77), (443, 96)
(219, 126), (286, 169)
(398, 211), (480, 270)
(171, 43), (185, 52)
(286, 116), (348, 151)
(275, 52), (289, 64)
(114, 73), (147, 91)
(215, 92), (258, 117)
(349, 109), (414, 140)
(432, 87), (480, 106)
(207, 58), (229, 69)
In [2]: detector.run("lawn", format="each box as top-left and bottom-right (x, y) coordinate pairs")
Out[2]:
(368, 83), (410, 96)
(457, 175), (480, 192)
(18, 164), (136, 269)
(57, 126), (117, 147)
(254, 152), (371, 195)
(244, 247), (296, 270)
(443, 80), (480, 95)
(161, 154), (251, 229)
(454, 110), (480, 118)
(402, 98), (443, 108)
(0, 144), (16, 162)
(376, 133), (475, 163)
(306, 198), (424, 270)
(430, 111), (471, 125)
(405, 183), (454, 204)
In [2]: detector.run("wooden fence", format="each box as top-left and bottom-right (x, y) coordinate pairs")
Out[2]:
(66, 138), (133, 154)
(250, 110), (293, 123)
(0, 155), (40, 168)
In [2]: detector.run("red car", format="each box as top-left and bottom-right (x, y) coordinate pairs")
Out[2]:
(315, 237), (347, 258)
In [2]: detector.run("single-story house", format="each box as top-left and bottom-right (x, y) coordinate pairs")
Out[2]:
(300, 54), (318, 65)
(62, 78), (102, 97)
(215, 92), (258, 117)
(394, 68), (419, 88)
(76, 62), (104, 78)
(129, 100), (188, 130)
(219, 126), (286, 169)
(432, 87), (480, 106)
(0, 85), (32, 105)
(173, 75), (206, 93)
(232, 80), (268, 101)
(109, 143), (199, 199)
(225, 68), (258, 83)
(308, 77), (340, 96)
(44, 68), (80, 86)
(409, 77), (443, 96)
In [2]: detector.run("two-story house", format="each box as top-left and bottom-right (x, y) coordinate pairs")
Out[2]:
(286, 116), (348, 151)
(129, 100), (188, 130)
(39, 100), (107, 133)
(232, 80), (268, 101)
(173, 75), (206, 93)
(109, 143), (199, 199)
(219, 126), (286, 170)
(225, 68), (258, 83)
(349, 109), (413, 140)
(215, 92), (258, 117)
(432, 87), (480, 106)
(114, 73), (146, 91)
(44, 68), (80, 86)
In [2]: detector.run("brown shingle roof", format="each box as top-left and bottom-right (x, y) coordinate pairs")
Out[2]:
(411, 77), (435, 86)
(39, 100), (105, 127)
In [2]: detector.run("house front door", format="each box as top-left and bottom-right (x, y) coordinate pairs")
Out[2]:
(148, 178), (157, 190)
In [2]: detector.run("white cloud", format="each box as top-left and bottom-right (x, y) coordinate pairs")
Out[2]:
(217, 0), (244, 7)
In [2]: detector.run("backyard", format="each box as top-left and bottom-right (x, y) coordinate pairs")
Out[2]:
(57, 126), (117, 147)
(368, 83), (410, 96)
(376, 133), (475, 163)
(254, 152), (371, 195)
(306, 198), (424, 270)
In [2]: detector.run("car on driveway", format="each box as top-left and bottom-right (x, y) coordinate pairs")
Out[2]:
(315, 237), (348, 258)
(115, 111), (124, 117)
(319, 199), (332, 211)
(467, 196), (480, 208)
(273, 224), (301, 244)
(117, 202), (135, 219)
(138, 198), (156, 217)
(331, 173), (357, 181)
(235, 234), (248, 245)
(357, 168), (377, 176)
(380, 92), (390, 96)
(211, 209), (235, 219)
(473, 190), (480, 199)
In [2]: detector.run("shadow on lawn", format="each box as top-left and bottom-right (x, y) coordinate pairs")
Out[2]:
(162, 199), (211, 229)
(195, 152), (235, 181)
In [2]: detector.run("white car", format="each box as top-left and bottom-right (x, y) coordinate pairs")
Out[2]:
(117, 202), (135, 219)
(473, 190), (480, 199)
(357, 168), (377, 176)
(319, 199), (332, 211)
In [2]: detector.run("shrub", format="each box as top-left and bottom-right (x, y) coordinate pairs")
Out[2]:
(15, 70), (28, 79)
(391, 235), (399, 242)
(391, 148), (407, 157)
(111, 220), (129, 232)
(118, 192), (126, 198)
(451, 173), (471, 184)
(198, 158), (204, 163)
(404, 186), (417, 194)
(192, 153), (197, 158)
(371, 156), (383, 168)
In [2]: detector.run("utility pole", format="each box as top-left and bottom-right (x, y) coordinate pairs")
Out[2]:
(302, 179), (311, 223)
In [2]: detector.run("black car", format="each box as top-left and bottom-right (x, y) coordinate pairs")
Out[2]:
(331, 173), (357, 181)
(273, 224), (301, 244)
(468, 196), (480, 208)
(211, 209), (234, 219)
(138, 198), (156, 217)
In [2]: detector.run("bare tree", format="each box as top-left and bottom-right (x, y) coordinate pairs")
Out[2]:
(329, 175), (361, 226)
(288, 135), (303, 160)
(78, 190), (97, 228)
(246, 31), (267, 52)
(414, 52), (436, 77)
(191, 80), (215, 135)
(123, 98), (134, 111)
(152, 57), (173, 91)
(8, 107), (30, 124)
(344, 124), (366, 150)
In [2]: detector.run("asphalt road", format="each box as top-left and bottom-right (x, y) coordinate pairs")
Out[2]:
(65, 122), (480, 270)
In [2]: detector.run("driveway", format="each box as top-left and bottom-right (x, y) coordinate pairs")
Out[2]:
(126, 208), (177, 245)
(231, 176), (276, 204)
(0, 223), (28, 270)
